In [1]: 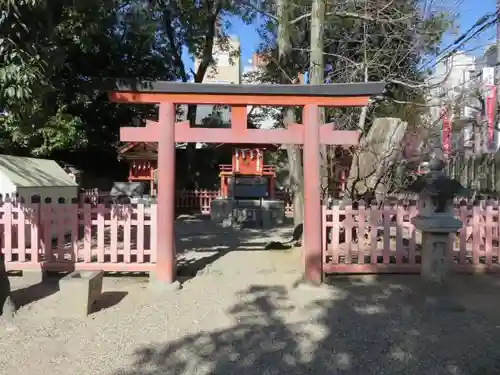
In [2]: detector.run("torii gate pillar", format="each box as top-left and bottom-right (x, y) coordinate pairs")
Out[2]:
(154, 103), (177, 286)
(303, 105), (322, 283)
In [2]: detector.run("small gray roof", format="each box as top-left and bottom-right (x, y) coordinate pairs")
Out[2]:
(0, 154), (77, 188)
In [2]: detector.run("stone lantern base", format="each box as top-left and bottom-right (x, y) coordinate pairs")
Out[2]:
(412, 215), (462, 283)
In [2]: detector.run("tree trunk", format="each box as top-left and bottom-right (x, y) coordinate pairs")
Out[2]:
(0, 252), (15, 320)
(284, 111), (304, 227)
(309, 0), (327, 197)
(346, 12), (371, 198)
(277, 0), (304, 227)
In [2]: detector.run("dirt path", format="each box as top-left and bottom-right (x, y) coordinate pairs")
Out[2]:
(2, 218), (500, 375)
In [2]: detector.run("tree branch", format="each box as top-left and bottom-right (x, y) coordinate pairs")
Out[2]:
(194, 0), (222, 83)
(290, 11), (413, 25)
(159, 3), (189, 82)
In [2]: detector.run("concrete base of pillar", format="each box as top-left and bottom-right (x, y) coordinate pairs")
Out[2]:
(293, 276), (325, 290)
(421, 233), (448, 283)
(412, 215), (462, 284)
(148, 272), (182, 294)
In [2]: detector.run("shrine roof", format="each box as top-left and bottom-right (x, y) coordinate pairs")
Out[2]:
(118, 142), (157, 160)
(108, 80), (385, 98)
(220, 143), (280, 151)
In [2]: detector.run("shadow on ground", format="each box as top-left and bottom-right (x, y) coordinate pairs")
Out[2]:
(10, 274), (62, 309)
(93, 291), (129, 312)
(115, 274), (500, 375)
(174, 214), (295, 281)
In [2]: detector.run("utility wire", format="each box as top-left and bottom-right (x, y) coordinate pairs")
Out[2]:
(421, 9), (499, 72)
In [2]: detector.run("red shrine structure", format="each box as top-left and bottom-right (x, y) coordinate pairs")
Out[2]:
(117, 141), (278, 198)
(118, 142), (157, 193)
(219, 145), (277, 199)
(108, 81), (385, 286)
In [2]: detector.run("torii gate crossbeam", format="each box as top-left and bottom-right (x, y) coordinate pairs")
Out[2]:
(108, 81), (385, 288)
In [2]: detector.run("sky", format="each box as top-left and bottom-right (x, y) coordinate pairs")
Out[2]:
(181, 17), (262, 76)
(182, 0), (497, 77)
(441, 0), (496, 56)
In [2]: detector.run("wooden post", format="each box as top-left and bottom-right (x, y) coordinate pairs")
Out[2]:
(303, 104), (323, 284)
(155, 102), (177, 285)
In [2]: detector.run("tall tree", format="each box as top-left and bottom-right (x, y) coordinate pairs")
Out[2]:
(253, 0), (452, 199)
(275, 0), (306, 227)
(0, 0), (175, 165)
(149, 0), (256, 188)
(309, 0), (327, 194)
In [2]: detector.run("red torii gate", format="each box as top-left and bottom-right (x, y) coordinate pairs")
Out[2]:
(109, 81), (385, 287)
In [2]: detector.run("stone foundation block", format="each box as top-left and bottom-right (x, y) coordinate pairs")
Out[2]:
(58, 270), (103, 318)
(148, 272), (182, 294)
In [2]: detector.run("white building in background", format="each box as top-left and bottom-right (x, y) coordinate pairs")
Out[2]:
(242, 53), (278, 129)
(428, 51), (490, 154)
(188, 36), (242, 128)
(195, 36), (242, 84)
(429, 51), (478, 121)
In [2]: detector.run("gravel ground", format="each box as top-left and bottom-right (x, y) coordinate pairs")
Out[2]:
(2, 220), (500, 375)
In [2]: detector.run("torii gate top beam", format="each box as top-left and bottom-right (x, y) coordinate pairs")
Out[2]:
(108, 80), (385, 106)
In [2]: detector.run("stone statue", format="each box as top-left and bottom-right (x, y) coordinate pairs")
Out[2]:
(407, 148), (465, 215)
(405, 147), (465, 283)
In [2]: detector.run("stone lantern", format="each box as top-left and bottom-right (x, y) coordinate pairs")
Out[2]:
(406, 148), (465, 283)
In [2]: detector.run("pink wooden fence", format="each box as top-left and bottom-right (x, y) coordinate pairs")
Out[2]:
(1, 202), (156, 272)
(176, 189), (219, 215)
(323, 199), (500, 274)
(3, 197), (500, 276)
(174, 189), (294, 216)
(80, 188), (295, 216)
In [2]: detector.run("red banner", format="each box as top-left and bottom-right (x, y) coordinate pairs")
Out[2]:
(441, 107), (451, 156)
(486, 85), (496, 149)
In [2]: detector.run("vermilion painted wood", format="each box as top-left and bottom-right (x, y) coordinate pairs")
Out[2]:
(1, 202), (155, 272)
(472, 205), (481, 265)
(301, 105), (323, 283)
(3, 202), (12, 262)
(110, 206), (118, 263)
(137, 204), (145, 263)
(408, 205), (418, 264)
(2, 199), (500, 275)
(358, 201), (366, 265)
(109, 92), (371, 107)
(396, 204), (404, 264)
(97, 204), (105, 263)
(123, 207), (131, 263)
(369, 205), (379, 265)
(5, 262), (155, 272)
(83, 204), (92, 263)
(42, 205), (52, 262)
(383, 205), (391, 264)
(321, 200), (500, 274)
(150, 204), (157, 264)
(486, 204), (493, 266)
(344, 204), (353, 264)
(121, 121), (360, 145)
(155, 103), (176, 282)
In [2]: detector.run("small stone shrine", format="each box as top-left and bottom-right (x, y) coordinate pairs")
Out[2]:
(407, 148), (465, 283)
(211, 145), (285, 228)
(109, 181), (147, 203)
